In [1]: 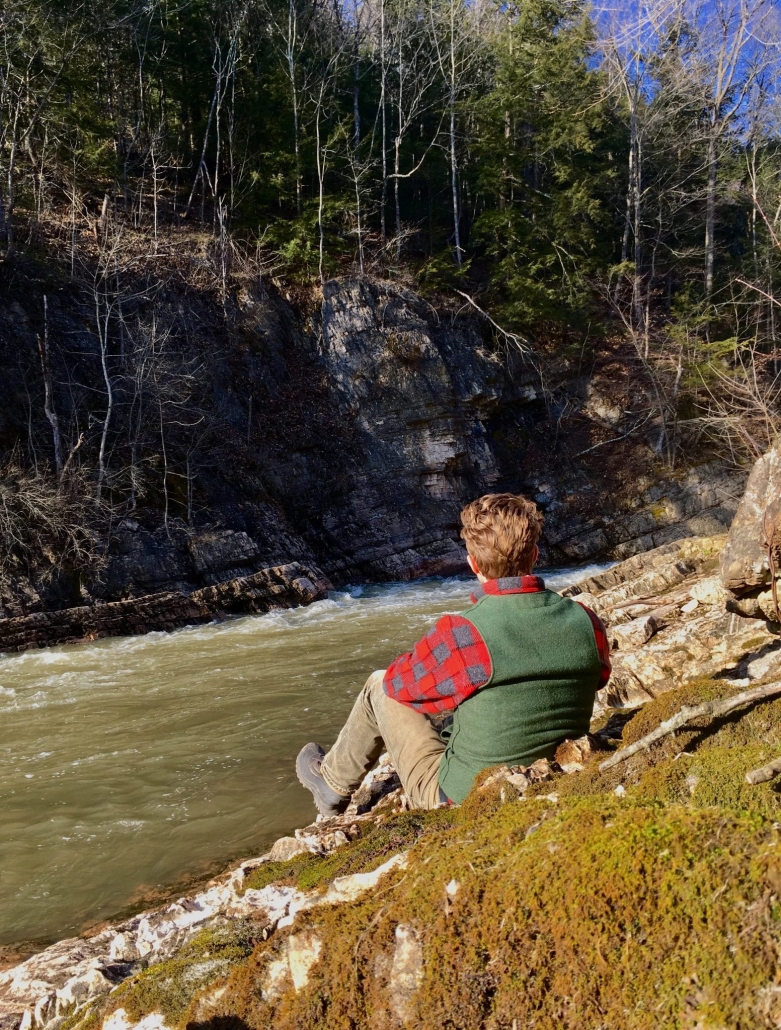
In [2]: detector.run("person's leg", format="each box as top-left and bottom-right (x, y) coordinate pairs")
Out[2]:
(321, 670), (445, 810)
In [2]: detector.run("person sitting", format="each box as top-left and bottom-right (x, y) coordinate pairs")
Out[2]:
(296, 492), (611, 815)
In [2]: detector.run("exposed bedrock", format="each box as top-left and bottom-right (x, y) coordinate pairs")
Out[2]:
(0, 564), (330, 653)
(0, 276), (748, 613)
(564, 535), (780, 712)
(291, 278), (746, 583)
(720, 438), (781, 621)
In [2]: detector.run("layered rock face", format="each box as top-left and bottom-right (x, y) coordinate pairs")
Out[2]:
(0, 564), (329, 653)
(564, 536), (780, 711)
(278, 279), (746, 582)
(564, 438), (781, 707)
(0, 275), (747, 613)
(312, 280), (504, 580)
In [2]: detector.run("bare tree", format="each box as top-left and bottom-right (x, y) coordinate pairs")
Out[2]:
(427, 0), (482, 266)
(185, 3), (248, 224)
(264, 0), (323, 217)
(37, 295), (64, 478)
(0, 0), (86, 258)
(308, 11), (349, 282)
(385, 0), (441, 260)
(690, 0), (777, 298)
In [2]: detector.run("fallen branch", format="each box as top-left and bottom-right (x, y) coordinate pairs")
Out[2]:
(746, 756), (781, 785)
(611, 588), (691, 611)
(60, 432), (84, 481)
(599, 680), (781, 772)
(453, 290), (530, 354)
(574, 414), (654, 458)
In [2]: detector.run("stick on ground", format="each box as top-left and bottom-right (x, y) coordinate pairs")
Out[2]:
(746, 755), (781, 785)
(599, 680), (781, 772)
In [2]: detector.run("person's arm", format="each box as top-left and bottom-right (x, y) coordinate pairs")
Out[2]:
(576, 603), (612, 688)
(383, 614), (492, 714)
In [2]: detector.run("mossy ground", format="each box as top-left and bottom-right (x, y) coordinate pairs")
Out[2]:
(98, 677), (781, 1030)
(242, 807), (458, 894)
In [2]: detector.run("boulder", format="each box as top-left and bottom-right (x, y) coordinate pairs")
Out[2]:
(610, 615), (659, 650)
(720, 440), (781, 596)
(689, 575), (727, 606)
(554, 736), (595, 773)
(726, 587), (781, 622)
(266, 837), (313, 863)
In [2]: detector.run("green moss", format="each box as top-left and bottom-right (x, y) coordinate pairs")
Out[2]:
(204, 797), (781, 1030)
(57, 1002), (104, 1030)
(636, 746), (781, 816)
(740, 636), (774, 653)
(105, 921), (261, 1027)
(105, 670), (781, 1030)
(243, 808), (458, 894)
(618, 678), (781, 757)
(678, 535), (727, 562)
(543, 681), (781, 804)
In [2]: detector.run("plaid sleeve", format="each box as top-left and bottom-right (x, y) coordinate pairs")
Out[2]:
(577, 602), (612, 688)
(383, 614), (492, 714)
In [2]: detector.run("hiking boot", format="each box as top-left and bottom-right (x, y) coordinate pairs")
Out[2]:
(296, 742), (351, 818)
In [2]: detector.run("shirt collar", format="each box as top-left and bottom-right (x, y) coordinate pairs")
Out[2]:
(470, 575), (546, 603)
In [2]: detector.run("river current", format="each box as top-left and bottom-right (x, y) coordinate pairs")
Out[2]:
(0, 565), (606, 947)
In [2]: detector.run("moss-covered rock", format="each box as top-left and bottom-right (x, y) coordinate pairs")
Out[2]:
(198, 798), (781, 1030)
(242, 808), (458, 895)
(636, 746), (781, 815)
(104, 922), (261, 1028)
(162, 679), (780, 1030)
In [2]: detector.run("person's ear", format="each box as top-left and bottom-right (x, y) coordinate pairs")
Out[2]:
(467, 553), (480, 577)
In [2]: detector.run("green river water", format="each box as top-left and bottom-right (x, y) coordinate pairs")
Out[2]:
(0, 566), (605, 947)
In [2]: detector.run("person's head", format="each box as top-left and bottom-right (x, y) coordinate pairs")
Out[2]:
(460, 493), (544, 580)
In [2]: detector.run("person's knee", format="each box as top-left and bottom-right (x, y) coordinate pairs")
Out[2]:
(364, 669), (386, 695)
(356, 669), (387, 717)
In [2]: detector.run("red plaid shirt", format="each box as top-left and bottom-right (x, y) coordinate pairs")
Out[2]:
(383, 576), (611, 714)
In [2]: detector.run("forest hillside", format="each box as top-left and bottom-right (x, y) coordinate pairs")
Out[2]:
(0, 0), (779, 606)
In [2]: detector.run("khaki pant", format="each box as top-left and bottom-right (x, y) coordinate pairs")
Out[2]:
(320, 670), (446, 810)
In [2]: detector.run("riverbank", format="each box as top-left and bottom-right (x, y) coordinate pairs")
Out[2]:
(0, 566), (613, 950)
(0, 564), (330, 653)
(2, 509), (780, 1029)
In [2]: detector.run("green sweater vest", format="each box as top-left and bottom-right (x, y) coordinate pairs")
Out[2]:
(438, 590), (602, 804)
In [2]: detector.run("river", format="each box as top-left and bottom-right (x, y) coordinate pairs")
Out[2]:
(0, 566), (605, 948)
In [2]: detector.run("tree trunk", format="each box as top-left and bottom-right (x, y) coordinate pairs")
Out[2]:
(705, 130), (717, 298)
(380, 0), (387, 242)
(316, 99), (326, 282)
(633, 131), (643, 334)
(37, 295), (63, 478)
(394, 131), (401, 259)
(288, 0), (302, 217)
(96, 290), (113, 501)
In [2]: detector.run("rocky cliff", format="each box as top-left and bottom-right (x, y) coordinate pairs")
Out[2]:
(0, 270), (746, 619)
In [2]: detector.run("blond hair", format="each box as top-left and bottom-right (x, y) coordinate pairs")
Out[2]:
(460, 493), (544, 579)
